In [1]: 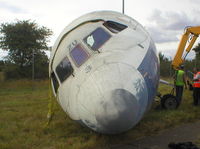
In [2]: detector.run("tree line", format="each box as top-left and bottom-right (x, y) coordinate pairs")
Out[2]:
(159, 43), (200, 78)
(0, 20), (199, 80)
(0, 20), (52, 79)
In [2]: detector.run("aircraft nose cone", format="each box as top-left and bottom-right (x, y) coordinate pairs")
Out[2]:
(95, 89), (139, 134)
(78, 63), (148, 134)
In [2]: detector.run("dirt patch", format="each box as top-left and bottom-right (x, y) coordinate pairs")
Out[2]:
(111, 120), (200, 149)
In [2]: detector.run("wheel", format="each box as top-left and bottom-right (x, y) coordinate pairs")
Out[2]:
(161, 94), (178, 109)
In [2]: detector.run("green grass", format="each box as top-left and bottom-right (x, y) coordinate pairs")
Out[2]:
(1, 79), (200, 149)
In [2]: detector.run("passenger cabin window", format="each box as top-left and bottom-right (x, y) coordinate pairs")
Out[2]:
(56, 57), (73, 83)
(103, 21), (128, 33)
(70, 44), (89, 67)
(84, 27), (111, 51)
(51, 72), (59, 93)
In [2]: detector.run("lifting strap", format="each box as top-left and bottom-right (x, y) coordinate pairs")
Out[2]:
(44, 79), (55, 127)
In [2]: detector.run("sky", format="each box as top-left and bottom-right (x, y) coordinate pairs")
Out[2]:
(0, 0), (200, 60)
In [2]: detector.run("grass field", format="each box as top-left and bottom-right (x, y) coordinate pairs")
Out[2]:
(1, 79), (200, 149)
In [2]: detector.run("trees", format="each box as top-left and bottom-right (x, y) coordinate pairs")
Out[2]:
(0, 60), (5, 71)
(159, 45), (199, 78)
(159, 51), (197, 78)
(159, 52), (172, 77)
(0, 20), (52, 79)
(192, 43), (200, 68)
(193, 43), (200, 55)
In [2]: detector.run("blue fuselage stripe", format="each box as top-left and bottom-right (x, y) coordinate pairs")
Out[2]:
(137, 40), (160, 106)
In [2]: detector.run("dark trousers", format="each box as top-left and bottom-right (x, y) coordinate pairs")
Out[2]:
(176, 86), (183, 104)
(193, 87), (200, 106)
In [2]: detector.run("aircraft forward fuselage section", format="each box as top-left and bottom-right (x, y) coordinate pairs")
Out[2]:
(49, 11), (159, 134)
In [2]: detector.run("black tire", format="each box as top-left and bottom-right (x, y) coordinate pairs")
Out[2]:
(161, 94), (178, 109)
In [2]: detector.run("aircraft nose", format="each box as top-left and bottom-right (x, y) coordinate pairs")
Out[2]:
(95, 89), (140, 134)
(78, 63), (148, 134)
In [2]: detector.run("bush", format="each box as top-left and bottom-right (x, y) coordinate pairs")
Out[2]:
(4, 65), (23, 79)
(3, 63), (48, 80)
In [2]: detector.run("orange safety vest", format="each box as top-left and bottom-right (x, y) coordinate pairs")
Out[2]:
(193, 72), (200, 88)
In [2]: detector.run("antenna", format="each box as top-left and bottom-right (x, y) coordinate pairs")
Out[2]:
(122, 0), (125, 14)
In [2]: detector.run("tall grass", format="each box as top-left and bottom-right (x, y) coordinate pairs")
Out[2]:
(0, 79), (200, 149)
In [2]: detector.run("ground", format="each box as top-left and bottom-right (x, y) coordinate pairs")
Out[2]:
(111, 120), (200, 149)
(1, 79), (200, 149)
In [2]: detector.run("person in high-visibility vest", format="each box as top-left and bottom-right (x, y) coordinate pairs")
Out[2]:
(193, 68), (200, 106)
(174, 65), (187, 105)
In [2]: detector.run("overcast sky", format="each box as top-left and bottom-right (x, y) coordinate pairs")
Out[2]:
(1, 0), (200, 59)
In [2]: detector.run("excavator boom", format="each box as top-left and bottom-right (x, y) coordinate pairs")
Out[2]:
(172, 26), (200, 69)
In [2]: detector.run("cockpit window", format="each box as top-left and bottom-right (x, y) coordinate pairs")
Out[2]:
(84, 27), (111, 51)
(70, 44), (89, 67)
(51, 72), (59, 93)
(103, 21), (128, 33)
(56, 57), (73, 83)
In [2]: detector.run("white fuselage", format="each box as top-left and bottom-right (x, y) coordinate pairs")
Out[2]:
(49, 11), (160, 134)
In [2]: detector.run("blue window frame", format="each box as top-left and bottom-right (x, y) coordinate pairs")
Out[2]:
(70, 44), (89, 67)
(84, 27), (111, 51)
(56, 57), (74, 83)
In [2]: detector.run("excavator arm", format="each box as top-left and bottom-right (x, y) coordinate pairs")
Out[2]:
(172, 26), (200, 70)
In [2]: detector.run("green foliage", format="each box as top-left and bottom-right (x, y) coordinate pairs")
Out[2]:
(2, 58), (48, 79)
(193, 43), (200, 55)
(0, 20), (52, 79)
(192, 43), (200, 68)
(0, 60), (5, 71)
(159, 51), (199, 78)
(159, 52), (173, 77)
(3, 63), (22, 79)
(33, 51), (49, 78)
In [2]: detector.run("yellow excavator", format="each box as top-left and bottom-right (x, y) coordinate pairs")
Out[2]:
(159, 26), (200, 109)
(172, 26), (200, 91)
(172, 26), (200, 69)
